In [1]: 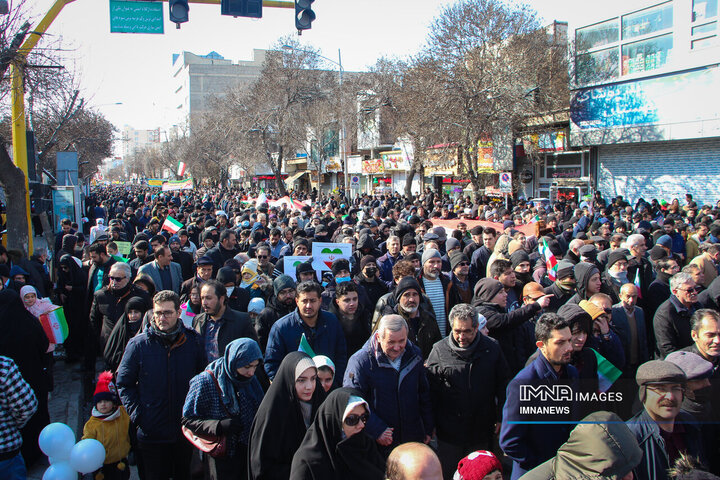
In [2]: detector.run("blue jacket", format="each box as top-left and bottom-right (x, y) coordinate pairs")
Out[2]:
(343, 335), (433, 447)
(376, 252), (402, 283)
(264, 309), (347, 384)
(500, 353), (578, 480)
(116, 326), (205, 444)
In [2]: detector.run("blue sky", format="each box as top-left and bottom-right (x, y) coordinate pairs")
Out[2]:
(29, 0), (632, 131)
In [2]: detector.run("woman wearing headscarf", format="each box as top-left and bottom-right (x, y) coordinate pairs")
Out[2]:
(103, 296), (150, 372)
(248, 351), (326, 480)
(289, 388), (384, 480)
(56, 253), (88, 362)
(182, 338), (265, 480)
(0, 289), (50, 467)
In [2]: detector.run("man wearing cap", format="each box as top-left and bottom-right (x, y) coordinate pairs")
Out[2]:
(600, 249), (631, 305)
(426, 304), (510, 479)
(626, 360), (704, 480)
(655, 272), (702, 358)
(446, 251), (473, 313)
(383, 277), (440, 359)
(169, 235), (194, 281)
(463, 225), (484, 259)
(377, 236), (403, 284)
(543, 260), (576, 313)
(179, 256), (214, 303)
(255, 275), (297, 353)
(418, 249), (450, 338)
(355, 255), (389, 309)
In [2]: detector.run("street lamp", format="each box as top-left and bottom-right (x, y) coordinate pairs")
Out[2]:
(282, 44), (348, 198)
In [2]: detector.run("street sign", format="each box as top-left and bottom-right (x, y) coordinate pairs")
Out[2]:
(350, 175), (360, 188)
(499, 172), (512, 193)
(110, 0), (164, 34)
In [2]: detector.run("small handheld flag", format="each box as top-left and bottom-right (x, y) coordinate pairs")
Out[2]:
(298, 333), (316, 357)
(39, 307), (69, 344)
(634, 269), (642, 299)
(539, 238), (558, 281)
(591, 348), (622, 392)
(162, 216), (183, 234)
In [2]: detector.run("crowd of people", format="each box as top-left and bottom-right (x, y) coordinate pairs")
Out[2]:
(1, 184), (720, 480)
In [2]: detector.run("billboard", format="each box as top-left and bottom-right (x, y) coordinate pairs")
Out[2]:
(570, 66), (720, 145)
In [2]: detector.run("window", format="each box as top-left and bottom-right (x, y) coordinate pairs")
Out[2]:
(692, 36), (719, 48)
(693, 21), (717, 34)
(691, 1), (717, 49)
(576, 19), (619, 50)
(576, 48), (620, 84)
(622, 34), (673, 75)
(622, 2), (673, 40)
(693, 0), (718, 21)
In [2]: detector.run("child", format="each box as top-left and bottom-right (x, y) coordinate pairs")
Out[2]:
(82, 372), (131, 480)
(312, 355), (335, 393)
(454, 450), (502, 480)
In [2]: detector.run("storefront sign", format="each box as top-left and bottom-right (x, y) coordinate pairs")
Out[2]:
(477, 139), (495, 172)
(362, 159), (384, 174)
(549, 168), (582, 178)
(381, 150), (410, 171)
(523, 131), (567, 152)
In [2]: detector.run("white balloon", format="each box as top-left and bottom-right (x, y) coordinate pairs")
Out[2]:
(42, 461), (76, 480)
(38, 423), (75, 460)
(69, 438), (106, 474)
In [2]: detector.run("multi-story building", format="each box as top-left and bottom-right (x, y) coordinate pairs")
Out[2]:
(570, 0), (720, 205)
(171, 49), (268, 127)
(121, 125), (162, 158)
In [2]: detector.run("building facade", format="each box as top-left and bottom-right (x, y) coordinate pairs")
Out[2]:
(571, 0), (720, 205)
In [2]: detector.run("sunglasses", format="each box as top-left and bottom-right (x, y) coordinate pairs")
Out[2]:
(457, 262), (470, 267)
(109, 276), (127, 282)
(344, 413), (369, 427)
(257, 255), (268, 259)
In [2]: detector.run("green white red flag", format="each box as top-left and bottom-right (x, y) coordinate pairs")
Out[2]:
(162, 216), (183, 234)
(539, 238), (558, 281)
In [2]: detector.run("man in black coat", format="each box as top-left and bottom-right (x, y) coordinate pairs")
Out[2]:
(426, 303), (510, 479)
(169, 235), (195, 281)
(205, 230), (239, 276)
(193, 280), (258, 365)
(654, 272), (701, 358)
(89, 262), (151, 351)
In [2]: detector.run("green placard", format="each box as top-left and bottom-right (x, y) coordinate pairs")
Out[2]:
(115, 241), (132, 257)
(110, 0), (164, 34)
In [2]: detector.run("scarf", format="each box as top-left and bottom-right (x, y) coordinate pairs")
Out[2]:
(92, 407), (121, 421)
(206, 338), (264, 444)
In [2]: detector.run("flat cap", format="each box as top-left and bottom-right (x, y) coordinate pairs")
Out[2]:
(665, 351), (714, 380)
(636, 360), (687, 386)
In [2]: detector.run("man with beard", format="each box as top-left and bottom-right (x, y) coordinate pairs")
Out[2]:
(87, 243), (117, 296)
(355, 255), (389, 309)
(168, 235), (194, 281)
(128, 240), (151, 277)
(500, 313), (578, 480)
(193, 280), (257, 364)
(89, 262), (151, 350)
(446, 251), (473, 313)
(542, 261), (576, 313)
(626, 360), (704, 480)
(490, 259), (520, 312)
(255, 275), (296, 352)
(383, 277), (440, 360)
(426, 304), (509, 479)
(206, 229), (238, 276)
(329, 281), (372, 357)
(418, 249), (450, 338)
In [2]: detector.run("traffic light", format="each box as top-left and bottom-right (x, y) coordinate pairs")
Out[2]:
(169, 0), (189, 28)
(294, 0), (315, 31)
(221, 0), (262, 18)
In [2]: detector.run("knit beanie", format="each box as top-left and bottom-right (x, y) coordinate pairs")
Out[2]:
(473, 278), (505, 303)
(455, 450), (502, 480)
(446, 237), (460, 251)
(509, 250), (530, 269)
(421, 248), (441, 266)
(450, 251), (469, 272)
(93, 371), (118, 404)
(296, 260), (315, 276)
(402, 233), (416, 247)
(274, 275), (297, 296)
(360, 255), (377, 270)
(606, 249), (629, 270)
(394, 277), (421, 303)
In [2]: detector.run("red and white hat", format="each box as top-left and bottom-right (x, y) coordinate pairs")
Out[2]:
(93, 371), (118, 404)
(454, 450), (502, 480)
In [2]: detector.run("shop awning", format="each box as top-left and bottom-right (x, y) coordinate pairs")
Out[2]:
(285, 170), (308, 186)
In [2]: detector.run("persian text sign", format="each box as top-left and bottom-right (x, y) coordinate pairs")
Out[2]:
(109, 0), (164, 34)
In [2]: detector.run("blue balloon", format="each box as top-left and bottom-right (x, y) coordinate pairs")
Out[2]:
(38, 423), (75, 460)
(69, 438), (106, 474)
(42, 461), (76, 480)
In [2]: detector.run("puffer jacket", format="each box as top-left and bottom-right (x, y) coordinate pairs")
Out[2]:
(116, 325), (205, 443)
(520, 411), (642, 480)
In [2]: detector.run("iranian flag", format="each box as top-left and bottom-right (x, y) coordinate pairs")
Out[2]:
(39, 308), (69, 344)
(177, 161), (187, 176)
(634, 269), (643, 299)
(529, 214), (541, 223)
(162, 216), (183, 234)
(298, 333), (316, 357)
(255, 189), (268, 207)
(539, 238), (558, 281)
(591, 348), (622, 392)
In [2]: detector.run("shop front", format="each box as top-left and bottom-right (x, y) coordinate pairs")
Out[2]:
(362, 158), (386, 194)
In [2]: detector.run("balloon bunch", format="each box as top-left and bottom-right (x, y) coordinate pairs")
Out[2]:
(39, 423), (106, 480)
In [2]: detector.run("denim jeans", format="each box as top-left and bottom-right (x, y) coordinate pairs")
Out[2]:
(0, 452), (27, 480)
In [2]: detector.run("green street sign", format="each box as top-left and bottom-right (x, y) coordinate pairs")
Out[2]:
(109, 0), (164, 34)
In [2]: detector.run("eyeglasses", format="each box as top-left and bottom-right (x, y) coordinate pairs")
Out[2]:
(109, 276), (127, 282)
(647, 384), (685, 396)
(257, 255), (268, 259)
(457, 262), (470, 267)
(677, 286), (701, 294)
(344, 413), (369, 427)
(154, 310), (177, 318)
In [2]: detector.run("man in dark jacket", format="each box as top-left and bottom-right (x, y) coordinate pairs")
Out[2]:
(89, 262), (151, 350)
(384, 277), (441, 360)
(426, 304), (510, 479)
(543, 260), (576, 313)
(654, 272), (701, 358)
(647, 257), (679, 321)
(255, 275), (296, 353)
(169, 235), (194, 281)
(418, 249), (450, 337)
(354, 255), (390, 309)
(116, 290), (205, 480)
(472, 278), (551, 374)
(470, 227), (497, 280)
(445, 251), (473, 314)
(205, 229), (238, 275)
(194, 280), (258, 364)
(328, 281), (372, 357)
(179, 255), (214, 302)
(376, 235), (403, 283)
(351, 231), (381, 275)
(500, 313), (578, 480)
(86, 243), (117, 298)
(626, 360), (705, 480)
(264, 281), (348, 384)
(343, 314), (434, 456)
